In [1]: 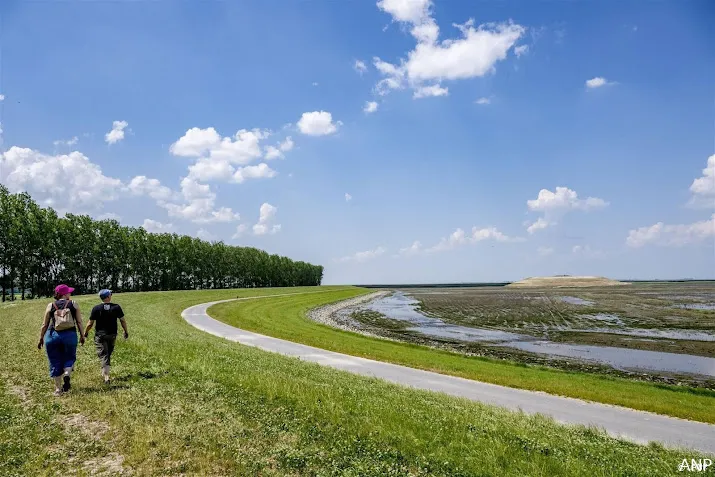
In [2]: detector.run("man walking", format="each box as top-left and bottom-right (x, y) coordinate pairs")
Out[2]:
(84, 289), (128, 384)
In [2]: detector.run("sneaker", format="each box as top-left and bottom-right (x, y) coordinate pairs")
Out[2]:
(62, 375), (71, 392)
(53, 389), (63, 397)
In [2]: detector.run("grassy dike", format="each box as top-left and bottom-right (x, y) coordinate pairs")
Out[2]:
(0, 287), (707, 476)
(209, 288), (715, 424)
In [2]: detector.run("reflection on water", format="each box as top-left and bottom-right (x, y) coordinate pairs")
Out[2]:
(564, 327), (715, 342)
(661, 295), (715, 301)
(504, 341), (715, 377)
(406, 325), (525, 342)
(673, 303), (715, 311)
(559, 296), (594, 306)
(358, 292), (715, 377)
(363, 293), (527, 341)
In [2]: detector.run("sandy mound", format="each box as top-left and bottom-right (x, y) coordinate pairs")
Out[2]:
(507, 276), (629, 288)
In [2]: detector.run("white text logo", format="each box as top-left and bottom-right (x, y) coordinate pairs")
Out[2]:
(679, 459), (712, 472)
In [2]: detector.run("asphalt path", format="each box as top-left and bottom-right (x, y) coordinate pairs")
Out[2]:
(181, 294), (715, 454)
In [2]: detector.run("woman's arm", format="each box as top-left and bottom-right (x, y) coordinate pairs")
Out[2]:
(74, 301), (85, 345)
(38, 305), (51, 349)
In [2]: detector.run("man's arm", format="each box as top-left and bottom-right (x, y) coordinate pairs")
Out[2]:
(118, 306), (128, 339)
(84, 320), (94, 337)
(120, 318), (128, 339)
(38, 305), (51, 349)
(84, 305), (96, 338)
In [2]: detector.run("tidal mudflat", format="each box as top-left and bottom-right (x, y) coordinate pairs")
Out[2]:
(339, 282), (715, 386)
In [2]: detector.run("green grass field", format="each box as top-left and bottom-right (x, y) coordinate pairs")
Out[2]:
(0, 287), (709, 476)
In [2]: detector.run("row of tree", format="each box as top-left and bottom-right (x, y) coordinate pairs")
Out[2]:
(0, 186), (324, 300)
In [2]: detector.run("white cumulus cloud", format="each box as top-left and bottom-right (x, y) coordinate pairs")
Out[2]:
(527, 217), (551, 234)
(373, 1), (525, 99)
(337, 246), (386, 263)
(377, 0), (431, 24)
(514, 45), (529, 57)
(585, 77), (615, 89)
(128, 176), (176, 201)
(526, 187), (607, 234)
(626, 214), (715, 248)
(170, 127), (222, 157)
(232, 224), (248, 239)
(187, 158), (235, 182)
(689, 154), (715, 207)
(527, 187), (608, 212)
(475, 97), (491, 105)
(413, 84), (448, 99)
(160, 178), (240, 224)
(0, 146), (123, 212)
(297, 111), (341, 136)
(264, 136), (294, 160)
(171, 126), (280, 197)
(363, 101), (379, 113)
(105, 120), (128, 144)
(162, 200), (240, 224)
(171, 127), (268, 165)
(233, 163), (277, 183)
(53, 137), (79, 147)
(397, 240), (423, 257)
(345, 193), (352, 202)
(1, 141), (243, 226)
(142, 219), (174, 233)
(253, 203), (281, 235)
(354, 59), (368, 74)
(425, 226), (522, 253)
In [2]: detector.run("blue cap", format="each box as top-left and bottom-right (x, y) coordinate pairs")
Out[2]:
(99, 289), (112, 300)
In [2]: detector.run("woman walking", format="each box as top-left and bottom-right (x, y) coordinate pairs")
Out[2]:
(38, 284), (85, 395)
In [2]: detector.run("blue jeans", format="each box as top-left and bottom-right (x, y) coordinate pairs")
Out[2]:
(45, 328), (78, 378)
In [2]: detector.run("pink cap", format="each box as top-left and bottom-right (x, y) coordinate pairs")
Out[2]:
(54, 284), (75, 296)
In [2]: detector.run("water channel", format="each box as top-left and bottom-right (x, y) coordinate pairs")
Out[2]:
(356, 292), (715, 378)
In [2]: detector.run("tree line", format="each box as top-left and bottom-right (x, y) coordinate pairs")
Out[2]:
(0, 186), (324, 300)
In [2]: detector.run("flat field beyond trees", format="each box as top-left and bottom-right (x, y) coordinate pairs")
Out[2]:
(410, 282), (715, 333)
(1, 287), (710, 476)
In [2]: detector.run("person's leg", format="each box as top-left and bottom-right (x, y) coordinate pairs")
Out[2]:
(44, 331), (64, 394)
(103, 335), (116, 382)
(95, 334), (111, 382)
(60, 331), (78, 392)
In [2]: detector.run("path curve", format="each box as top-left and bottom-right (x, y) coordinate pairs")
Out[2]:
(182, 294), (715, 454)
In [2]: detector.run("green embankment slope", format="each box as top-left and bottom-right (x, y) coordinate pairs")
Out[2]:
(0, 287), (707, 476)
(210, 288), (715, 424)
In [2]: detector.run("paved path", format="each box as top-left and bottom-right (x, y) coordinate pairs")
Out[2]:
(182, 295), (715, 454)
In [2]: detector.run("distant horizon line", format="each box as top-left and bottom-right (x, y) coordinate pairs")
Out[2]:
(349, 278), (715, 287)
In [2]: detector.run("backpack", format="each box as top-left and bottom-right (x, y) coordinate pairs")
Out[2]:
(52, 300), (75, 331)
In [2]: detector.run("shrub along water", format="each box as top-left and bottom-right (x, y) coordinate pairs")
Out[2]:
(0, 187), (323, 300)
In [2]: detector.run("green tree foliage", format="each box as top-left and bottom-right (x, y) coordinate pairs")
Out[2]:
(0, 187), (323, 300)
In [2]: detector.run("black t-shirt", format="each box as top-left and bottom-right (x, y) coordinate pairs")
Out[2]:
(89, 302), (125, 335)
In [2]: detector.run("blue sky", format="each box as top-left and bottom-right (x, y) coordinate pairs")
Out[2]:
(1, 0), (713, 284)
